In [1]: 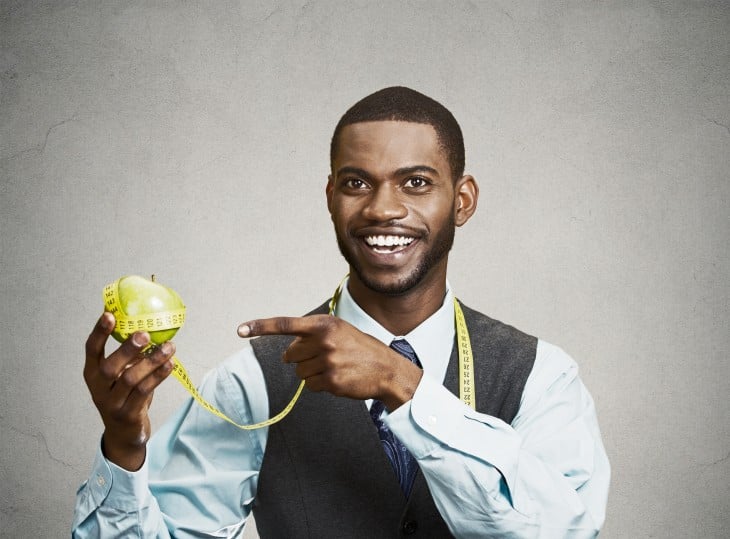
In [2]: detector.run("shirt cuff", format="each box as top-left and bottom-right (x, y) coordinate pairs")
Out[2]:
(86, 438), (153, 512)
(386, 374), (522, 489)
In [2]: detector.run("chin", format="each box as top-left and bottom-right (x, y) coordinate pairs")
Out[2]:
(351, 266), (432, 297)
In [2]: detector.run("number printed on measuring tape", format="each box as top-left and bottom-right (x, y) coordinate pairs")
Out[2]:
(454, 298), (476, 409)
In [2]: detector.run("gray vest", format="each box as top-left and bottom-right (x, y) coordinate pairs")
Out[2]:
(251, 300), (537, 538)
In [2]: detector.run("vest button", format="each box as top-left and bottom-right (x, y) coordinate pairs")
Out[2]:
(402, 520), (418, 534)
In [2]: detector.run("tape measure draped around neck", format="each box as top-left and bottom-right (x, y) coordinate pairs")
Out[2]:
(104, 277), (476, 431)
(453, 297), (476, 409)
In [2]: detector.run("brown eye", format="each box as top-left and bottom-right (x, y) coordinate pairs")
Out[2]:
(344, 178), (367, 189)
(405, 176), (429, 188)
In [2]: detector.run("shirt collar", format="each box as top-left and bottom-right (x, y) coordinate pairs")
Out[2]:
(334, 277), (456, 383)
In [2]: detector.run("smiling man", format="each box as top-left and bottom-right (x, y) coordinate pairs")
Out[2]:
(74, 87), (610, 538)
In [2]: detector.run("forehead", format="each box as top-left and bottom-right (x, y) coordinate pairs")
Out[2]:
(333, 121), (448, 175)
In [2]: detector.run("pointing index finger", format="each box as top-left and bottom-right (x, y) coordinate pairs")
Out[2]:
(238, 316), (328, 338)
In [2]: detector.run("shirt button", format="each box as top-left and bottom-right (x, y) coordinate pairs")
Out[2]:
(428, 414), (438, 425)
(96, 474), (106, 487)
(402, 520), (418, 534)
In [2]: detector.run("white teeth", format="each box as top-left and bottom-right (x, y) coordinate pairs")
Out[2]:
(365, 235), (415, 247)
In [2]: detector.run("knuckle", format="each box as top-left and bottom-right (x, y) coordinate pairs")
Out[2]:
(109, 408), (127, 423)
(323, 370), (339, 389)
(121, 337), (139, 354)
(314, 315), (334, 332)
(120, 368), (138, 388)
(134, 384), (152, 398)
(277, 317), (294, 334)
(98, 361), (117, 380)
(155, 362), (172, 378)
(320, 353), (336, 368)
(321, 336), (337, 353)
(84, 337), (95, 357)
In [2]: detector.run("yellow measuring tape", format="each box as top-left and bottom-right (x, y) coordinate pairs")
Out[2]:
(104, 277), (475, 431)
(454, 297), (475, 409)
(104, 278), (304, 430)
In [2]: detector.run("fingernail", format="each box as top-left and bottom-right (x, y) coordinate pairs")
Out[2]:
(132, 332), (150, 347)
(237, 324), (250, 338)
(101, 312), (114, 330)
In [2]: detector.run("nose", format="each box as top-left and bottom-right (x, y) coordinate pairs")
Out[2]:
(362, 184), (408, 222)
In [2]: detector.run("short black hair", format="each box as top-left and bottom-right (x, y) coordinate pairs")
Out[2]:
(330, 86), (465, 180)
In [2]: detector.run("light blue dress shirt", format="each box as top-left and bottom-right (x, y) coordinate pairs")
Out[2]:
(73, 282), (610, 538)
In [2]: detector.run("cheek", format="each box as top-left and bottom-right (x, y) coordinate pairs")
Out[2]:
(331, 197), (360, 223)
(417, 200), (454, 229)
(329, 206), (351, 232)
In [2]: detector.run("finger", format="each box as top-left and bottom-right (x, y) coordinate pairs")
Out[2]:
(283, 337), (321, 364)
(119, 356), (175, 415)
(110, 342), (176, 399)
(294, 358), (326, 381)
(85, 312), (115, 371)
(238, 315), (332, 338)
(302, 372), (343, 395)
(97, 331), (151, 384)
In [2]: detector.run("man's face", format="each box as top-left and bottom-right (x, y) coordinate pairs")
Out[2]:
(327, 121), (460, 296)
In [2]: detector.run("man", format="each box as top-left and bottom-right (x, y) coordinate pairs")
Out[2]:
(74, 87), (610, 538)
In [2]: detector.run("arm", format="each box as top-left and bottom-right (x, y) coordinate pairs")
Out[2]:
(237, 315), (609, 537)
(73, 314), (267, 538)
(386, 341), (610, 538)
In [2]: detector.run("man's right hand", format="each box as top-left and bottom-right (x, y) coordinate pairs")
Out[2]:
(83, 312), (176, 471)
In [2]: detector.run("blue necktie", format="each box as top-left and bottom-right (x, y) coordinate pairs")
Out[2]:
(370, 339), (422, 497)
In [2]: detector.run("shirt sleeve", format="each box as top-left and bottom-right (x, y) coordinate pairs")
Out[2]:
(385, 339), (611, 539)
(71, 344), (269, 539)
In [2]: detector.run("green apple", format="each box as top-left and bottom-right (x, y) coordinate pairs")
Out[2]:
(109, 275), (185, 345)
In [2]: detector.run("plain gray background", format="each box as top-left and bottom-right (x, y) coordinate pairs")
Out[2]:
(1, 1), (728, 537)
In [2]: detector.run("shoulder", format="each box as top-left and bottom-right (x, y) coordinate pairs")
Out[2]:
(532, 340), (581, 388)
(537, 339), (579, 366)
(513, 339), (588, 426)
(457, 301), (538, 364)
(458, 301), (576, 378)
(458, 301), (537, 342)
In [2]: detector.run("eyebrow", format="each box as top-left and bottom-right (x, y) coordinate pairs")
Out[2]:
(335, 165), (440, 178)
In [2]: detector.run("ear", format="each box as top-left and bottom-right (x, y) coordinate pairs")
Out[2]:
(326, 175), (335, 215)
(454, 175), (478, 227)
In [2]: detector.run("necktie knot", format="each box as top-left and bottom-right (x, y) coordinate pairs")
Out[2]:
(390, 339), (421, 367)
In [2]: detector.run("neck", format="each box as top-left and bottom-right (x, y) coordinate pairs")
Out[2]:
(346, 268), (448, 336)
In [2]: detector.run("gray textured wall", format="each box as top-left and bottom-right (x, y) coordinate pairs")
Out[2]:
(1, 1), (728, 537)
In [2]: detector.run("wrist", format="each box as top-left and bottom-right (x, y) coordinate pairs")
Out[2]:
(380, 355), (423, 412)
(102, 431), (147, 472)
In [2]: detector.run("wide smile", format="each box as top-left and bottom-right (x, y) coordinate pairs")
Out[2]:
(362, 234), (417, 255)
